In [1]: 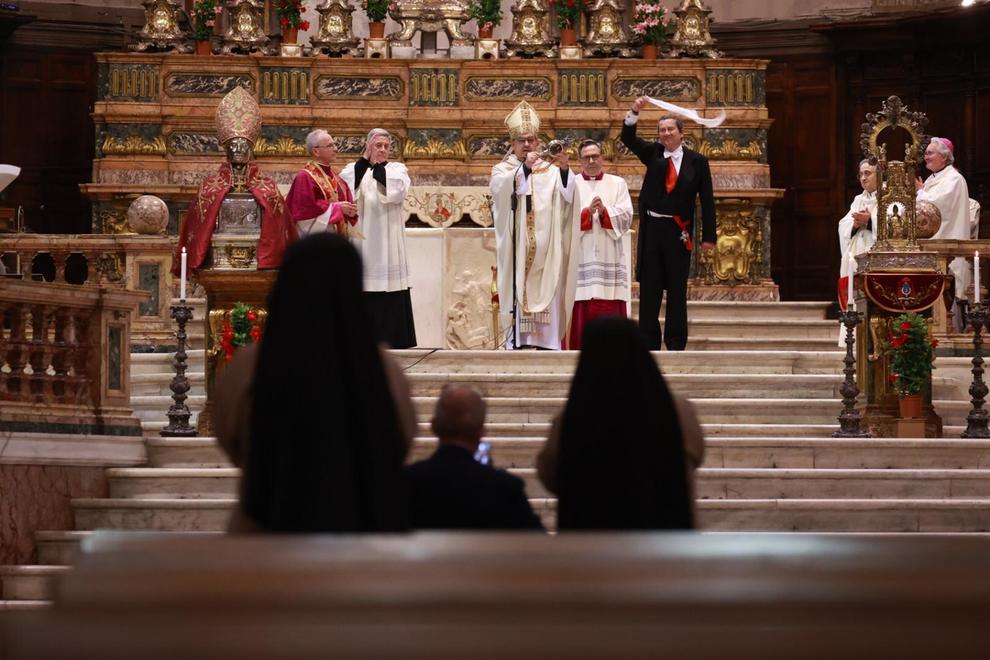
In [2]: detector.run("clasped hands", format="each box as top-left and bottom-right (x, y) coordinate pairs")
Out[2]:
(851, 209), (870, 229)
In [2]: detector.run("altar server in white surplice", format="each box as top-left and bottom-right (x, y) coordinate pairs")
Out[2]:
(563, 139), (633, 350)
(837, 159), (878, 311)
(340, 128), (416, 348)
(916, 136), (972, 302)
(490, 101), (575, 350)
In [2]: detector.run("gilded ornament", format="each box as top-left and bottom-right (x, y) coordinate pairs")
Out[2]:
(504, 0), (554, 58)
(311, 0), (360, 55)
(94, 253), (125, 283)
(132, 0), (191, 53)
(101, 134), (168, 156)
(221, 0), (272, 54)
(702, 200), (763, 286)
(667, 0), (721, 59)
(402, 137), (468, 160)
(253, 136), (307, 157)
(696, 138), (763, 161)
(388, 0), (474, 48)
(581, 0), (635, 58)
(224, 244), (257, 269)
(100, 209), (130, 235)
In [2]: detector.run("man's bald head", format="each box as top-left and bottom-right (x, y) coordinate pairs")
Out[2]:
(431, 384), (486, 449)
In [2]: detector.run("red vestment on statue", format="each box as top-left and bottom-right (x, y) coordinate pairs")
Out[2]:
(173, 161), (297, 275)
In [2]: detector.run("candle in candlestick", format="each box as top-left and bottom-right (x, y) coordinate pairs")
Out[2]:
(847, 254), (856, 309)
(180, 247), (187, 301)
(975, 251), (980, 304)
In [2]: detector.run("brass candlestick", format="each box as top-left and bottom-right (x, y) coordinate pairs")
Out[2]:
(962, 303), (990, 438)
(833, 308), (870, 438)
(160, 301), (197, 437)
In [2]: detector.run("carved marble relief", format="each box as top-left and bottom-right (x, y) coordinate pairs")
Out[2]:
(165, 74), (255, 97)
(463, 77), (552, 101)
(558, 71), (608, 106)
(467, 136), (513, 158)
(100, 64), (160, 102)
(611, 76), (701, 102)
(444, 229), (499, 350)
(259, 68), (310, 105)
(168, 132), (222, 156)
(313, 75), (403, 99)
(706, 69), (765, 106)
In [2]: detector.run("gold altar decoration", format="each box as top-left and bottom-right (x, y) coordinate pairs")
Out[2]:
(701, 199), (763, 286)
(667, 0), (721, 59)
(388, 0), (474, 49)
(221, 0), (271, 54)
(253, 136), (307, 157)
(581, 0), (635, 58)
(311, 0), (360, 55)
(132, 0), (190, 53)
(403, 137), (469, 160)
(504, 0), (555, 58)
(696, 138), (763, 161)
(101, 134), (168, 157)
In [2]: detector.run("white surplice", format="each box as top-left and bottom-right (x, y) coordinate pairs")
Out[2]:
(837, 190), (877, 280)
(564, 173), (634, 316)
(490, 155), (575, 350)
(918, 164), (971, 299)
(340, 161), (411, 292)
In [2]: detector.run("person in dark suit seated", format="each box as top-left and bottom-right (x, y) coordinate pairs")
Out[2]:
(405, 384), (545, 531)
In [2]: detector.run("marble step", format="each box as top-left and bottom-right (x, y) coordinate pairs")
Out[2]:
(683, 336), (844, 351)
(698, 498), (990, 533)
(72, 498), (235, 532)
(394, 349), (845, 374)
(649, 300), (832, 321)
(141, 419), (202, 437)
(131, 395), (207, 422)
(108, 468), (240, 499)
(0, 565), (68, 600)
(145, 437), (229, 467)
(412, 436), (990, 471)
(130, 349), (206, 376)
(131, 371), (206, 397)
(35, 531), (91, 566)
(410, 397), (974, 426)
(407, 372), (846, 399)
(697, 468), (990, 500)
(671, 318), (839, 341)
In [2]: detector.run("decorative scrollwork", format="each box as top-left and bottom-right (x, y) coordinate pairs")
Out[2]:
(402, 137), (468, 160)
(696, 138), (763, 161)
(253, 136), (306, 157)
(101, 134), (168, 156)
(94, 253), (125, 283)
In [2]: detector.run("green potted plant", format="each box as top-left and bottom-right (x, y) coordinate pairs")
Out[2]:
(631, 0), (671, 60)
(549, 0), (586, 46)
(886, 312), (937, 418)
(466, 0), (503, 39)
(365, 0), (390, 38)
(190, 0), (221, 54)
(273, 0), (310, 44)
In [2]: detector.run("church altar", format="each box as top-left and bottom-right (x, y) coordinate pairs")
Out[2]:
(84, 52), (780, 349)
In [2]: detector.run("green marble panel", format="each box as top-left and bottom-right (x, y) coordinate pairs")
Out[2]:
(100, 63), (159, 102)
(137, 263), (161, 317)
(705, 69), (766, 107)
(558, 70), (608, 106)
(409, 69), (459, 107)
(258, 67), (310, 105)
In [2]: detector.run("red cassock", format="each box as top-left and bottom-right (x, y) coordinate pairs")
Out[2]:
(173, 161), (297, 275)
(284, 162), (355, 228)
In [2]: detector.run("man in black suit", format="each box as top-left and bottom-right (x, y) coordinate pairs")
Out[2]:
(405, 385), (544, 530)
(621, 96), (716, 350)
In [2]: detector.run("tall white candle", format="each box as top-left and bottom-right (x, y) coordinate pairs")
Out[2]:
(847, 254), (855, 309)
(180, 247), (187, 301)
(975, 251), (980, 304)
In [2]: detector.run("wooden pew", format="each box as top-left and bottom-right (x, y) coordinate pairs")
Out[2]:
(5, 531), (990, 658)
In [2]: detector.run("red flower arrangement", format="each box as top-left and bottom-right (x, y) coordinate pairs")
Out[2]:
(218, 303), (263, 363)
(885, 312), (936, 396)
(549, 0), (587, 30)
(274, 0), (311, 31)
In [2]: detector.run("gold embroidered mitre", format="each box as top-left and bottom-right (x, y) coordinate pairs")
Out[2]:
(216, 86), (262, 145)
(504, 100), (541, 139)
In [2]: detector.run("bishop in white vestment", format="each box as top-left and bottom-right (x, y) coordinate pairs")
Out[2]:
(340, 128), (417, 348)
(563, 139), (633, 349)
(917, 136), (972, 301)
(490, 101), (575, 350)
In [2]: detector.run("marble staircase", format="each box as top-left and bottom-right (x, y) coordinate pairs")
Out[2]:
(5, 300), (990, 610)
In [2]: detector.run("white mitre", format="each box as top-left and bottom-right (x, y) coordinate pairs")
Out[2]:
(505, 100), (540, 139)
